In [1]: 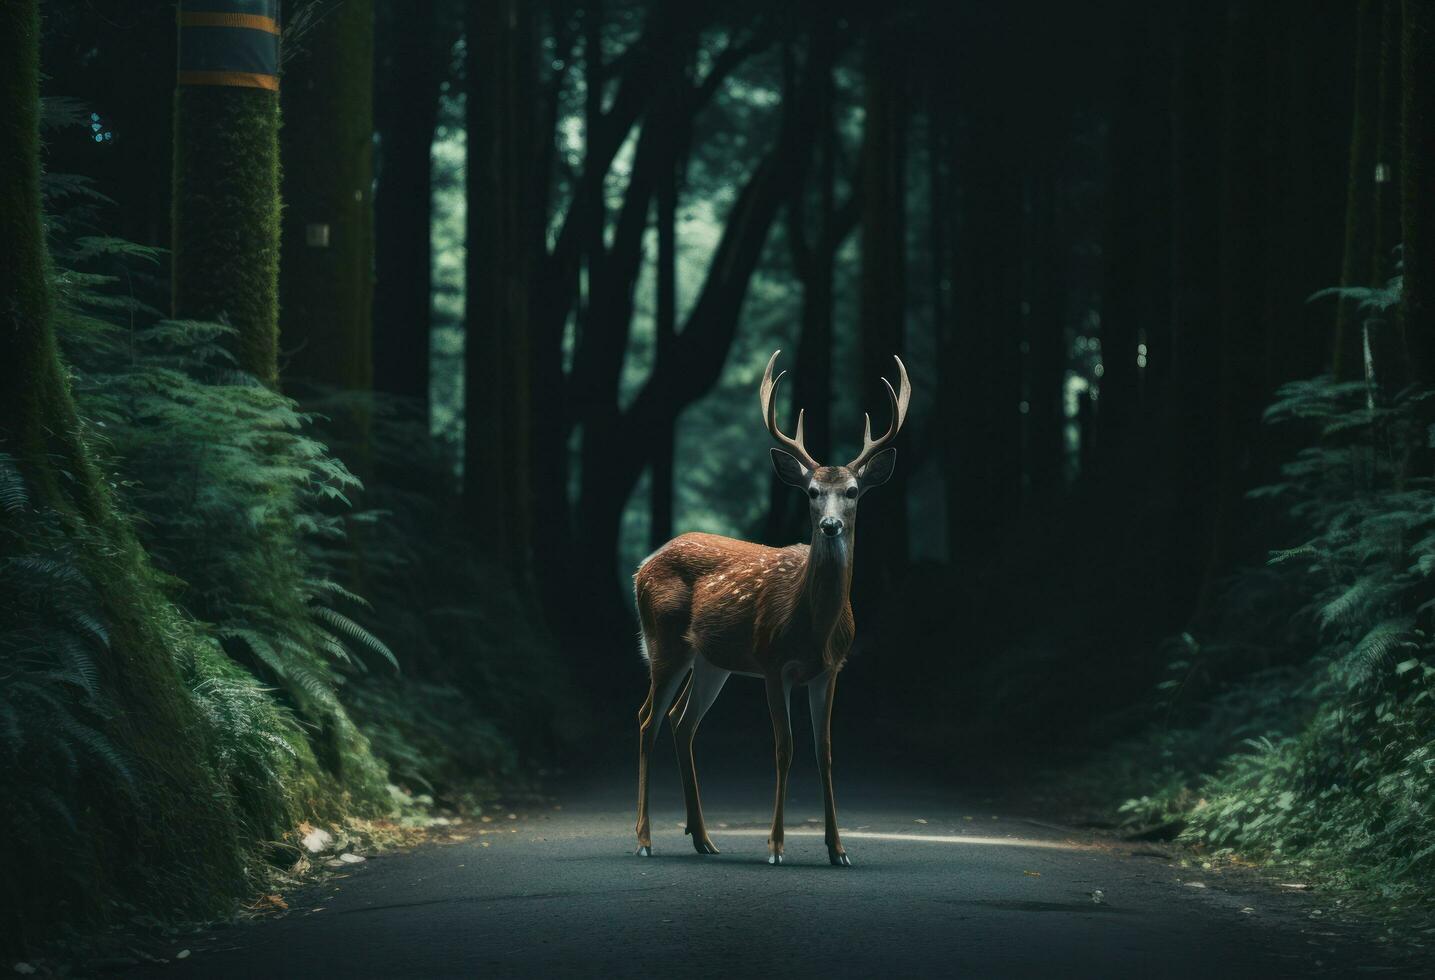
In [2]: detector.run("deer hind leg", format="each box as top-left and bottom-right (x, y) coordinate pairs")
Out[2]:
(635, 637), (692, 857)
(668, 656), (730, 855)
(764, 672), (795, 866)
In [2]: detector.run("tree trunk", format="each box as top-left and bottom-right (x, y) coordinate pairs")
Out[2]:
(1336, 0), (1386, 379)
(1199, 0), (1272, 609)
(648, 162), (679, 550)
(2, 0), (242, 934)
(1099, 1), (1173, 463)
(279, 0), (375, 392)
(1403, 0), (1435, 380)
(1166, 0), (1225, 622)
(373, 0), (444, 408)
(172, 0), (283, 385)
(648, 57), (687, 552)
(767, 33), (844, 546)
(857, 26), (910, 602)
(464, 0), (535, 576)
(951, 9), (1023, 565)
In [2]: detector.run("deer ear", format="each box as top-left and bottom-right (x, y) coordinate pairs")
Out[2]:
(771, 448), (812, 488)
(857, 448), (897, 492)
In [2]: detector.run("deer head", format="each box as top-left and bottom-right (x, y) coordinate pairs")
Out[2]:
(759, 349), (910, 541)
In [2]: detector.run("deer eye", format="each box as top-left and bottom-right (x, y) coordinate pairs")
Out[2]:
(807, 487), (819, 500)
(845, 486), (858, 499)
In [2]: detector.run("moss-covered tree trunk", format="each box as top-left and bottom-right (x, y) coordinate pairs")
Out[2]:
(1, 0), (243, 944)
(172, 0), (282, 385)
(1404, 0), (1435, 381)
(280, 0), (376, 391)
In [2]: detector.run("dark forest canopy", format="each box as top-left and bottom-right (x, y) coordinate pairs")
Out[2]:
(5, 0), (1435, 959)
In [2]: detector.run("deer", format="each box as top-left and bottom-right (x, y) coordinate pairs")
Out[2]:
(633, 349), (910, 866)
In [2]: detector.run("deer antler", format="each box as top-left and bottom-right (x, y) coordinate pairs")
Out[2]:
(760, 350), (821, 471)
(847, 355), (911, 472)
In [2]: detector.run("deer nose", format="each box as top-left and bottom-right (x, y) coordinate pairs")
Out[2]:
(819, 516), (844, 537)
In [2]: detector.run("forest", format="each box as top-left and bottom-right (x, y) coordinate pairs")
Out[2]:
(4, 0), (1435, 972)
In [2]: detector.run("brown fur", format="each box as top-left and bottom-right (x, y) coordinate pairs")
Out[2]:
(634, 531), (855, 680)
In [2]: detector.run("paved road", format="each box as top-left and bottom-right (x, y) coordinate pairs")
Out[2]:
(140, 730), (1401, 979)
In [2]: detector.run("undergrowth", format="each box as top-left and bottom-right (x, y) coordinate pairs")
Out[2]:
(0, 105), (575, 953)
(1077, 274), (1435, 911)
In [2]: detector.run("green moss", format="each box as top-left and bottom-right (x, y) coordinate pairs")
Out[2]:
(172, 85), (282, 385)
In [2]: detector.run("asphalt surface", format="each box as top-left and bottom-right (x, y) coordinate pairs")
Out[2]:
(138, 723), (1406, 979)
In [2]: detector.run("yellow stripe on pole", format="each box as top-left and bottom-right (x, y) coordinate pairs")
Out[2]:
(177, 70), (280, 91)
(179, 11), (281, 34)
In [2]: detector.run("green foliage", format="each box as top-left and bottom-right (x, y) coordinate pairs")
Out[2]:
(46, 220), (392, 810)
(1088, 275), (1435, 906)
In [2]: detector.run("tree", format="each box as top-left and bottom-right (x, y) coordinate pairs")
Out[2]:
(765, 20), (858, 546)
(171, 0), (283, 384)
(280, 0), (377, 392)
(1403, 0), (1435, 379)
(372, 0), (451, 410)
(648, 59), (688, 550)
(856, 22), (910, 600)
(1, 0), (243, 937)
(464, 0), (537, 576)
(949, 6), (1024, 563)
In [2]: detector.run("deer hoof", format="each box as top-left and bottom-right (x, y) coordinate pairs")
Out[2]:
(636, 844), (652, 857)
(828, 848), (852, 867)
(691, 835), (720, 855)
(767, 851), (784, 866)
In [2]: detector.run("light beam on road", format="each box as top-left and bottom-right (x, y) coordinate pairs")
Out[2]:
(712, 829), (1087, 851)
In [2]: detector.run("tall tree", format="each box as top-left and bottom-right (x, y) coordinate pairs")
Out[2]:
(172, 0), (283, 384)
(464, 0), (536, 575)
(648, 49), (689, 551)
(857, 22), (910, 598)
(1098, 0), (1172, 465)
(372, 0), (449, 409)
(2, 0), (242, 935)
(1165, 0), (1225, 617)
(280, 0), (377, 392)
(1336, 0), (1386, 380)
(766, 21), (856, 546)
(1403, 0), (1435, 379)
(950, 6), (1024, 563)
(1200, 0), (1273, 604)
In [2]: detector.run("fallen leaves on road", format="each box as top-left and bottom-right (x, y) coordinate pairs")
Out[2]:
(249, 894), (288, 914)
(1090, 890), (1105, 904)
(1023, 870), (1042, 877)
(915, 818), (928, 825)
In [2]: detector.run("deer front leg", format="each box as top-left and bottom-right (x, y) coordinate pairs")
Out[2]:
(764, 672), (794, 865)
(808, 670), (849, 866)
